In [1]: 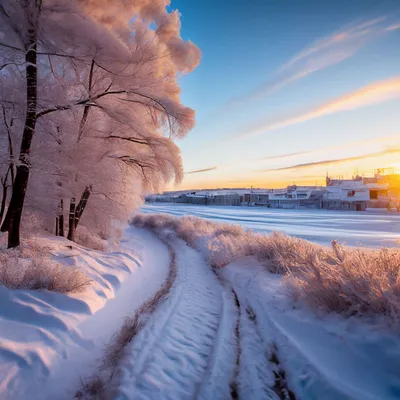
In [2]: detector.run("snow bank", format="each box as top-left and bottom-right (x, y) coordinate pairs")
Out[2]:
(132, 213), (400, 326)
(0, 226), (170, 400)
(221, 260), (400, 400)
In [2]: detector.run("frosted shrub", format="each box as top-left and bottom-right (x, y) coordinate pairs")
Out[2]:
(285, 243), (400, 320)
(75, 226), (108, 251)
(132, 213), (400, 322)
(206, 235), (247, 268)
(0, 242), (90, 293)
(256, 232), (329, 274)
(21, 212), (45, 237)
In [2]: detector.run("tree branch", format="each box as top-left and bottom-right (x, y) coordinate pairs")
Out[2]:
(0, 41), (23, 52)
(77, 59), (95, 142)
(100, 135), (150, 145)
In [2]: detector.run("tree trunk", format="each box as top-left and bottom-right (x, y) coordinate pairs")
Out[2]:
(0, 181), (8, 225)
(1, 24), (38, 248)
(74, 186), (92, 228)
(67, 198), (76, 241)
(58, 199), (64, 237)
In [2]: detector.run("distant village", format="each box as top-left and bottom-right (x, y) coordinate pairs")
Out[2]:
(146, 168), (400, 212)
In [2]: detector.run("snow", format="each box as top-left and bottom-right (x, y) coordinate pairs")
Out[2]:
(221, 258), (400, 400)
(142, 203), (400, 248)
(1, 213), (400, 399)
(112, 238), (237, 400)
(0, 227), (170, 400)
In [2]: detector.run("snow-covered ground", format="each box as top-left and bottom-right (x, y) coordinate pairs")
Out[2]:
(1, 219), (399, 400)
(0, 227), (170, 399)
(142, 203), (400, 248)
(222, 258), (400, 400)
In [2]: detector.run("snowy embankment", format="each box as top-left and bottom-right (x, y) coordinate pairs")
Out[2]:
(130, 213), (400, 400)
(223, 260), (400, 400)
(0, 227), (170, 400)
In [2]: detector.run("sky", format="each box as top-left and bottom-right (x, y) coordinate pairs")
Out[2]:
(170, 0), (400, 190)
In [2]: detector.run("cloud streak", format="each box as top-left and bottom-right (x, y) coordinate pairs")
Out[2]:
(262, 147), (400, 171)
(260, 150), (314, 161)
(258, 134), (400, 161)
(186, 166), (217, 174)
(226, 16), (400, 107)
(238, 76), (400, 139)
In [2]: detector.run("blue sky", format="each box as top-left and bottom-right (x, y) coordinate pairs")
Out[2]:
(170, 0), (400, 189)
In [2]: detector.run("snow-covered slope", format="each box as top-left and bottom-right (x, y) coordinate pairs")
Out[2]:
(221, 258), (400, 400)
(0, 227), (170, 400)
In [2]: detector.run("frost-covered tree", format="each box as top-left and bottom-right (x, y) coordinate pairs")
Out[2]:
(0, 0), (200, 247)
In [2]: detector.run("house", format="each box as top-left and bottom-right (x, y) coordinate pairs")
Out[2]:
(324, 177), (369, 211)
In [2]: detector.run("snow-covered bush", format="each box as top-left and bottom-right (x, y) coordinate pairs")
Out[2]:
(285, 242), (400, 320)
(74, 226), (108, 252)
(0, 241), (90, 293)
(131, 213), (400, 322)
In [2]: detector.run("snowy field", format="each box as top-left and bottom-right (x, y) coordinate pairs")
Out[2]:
(142, 203), (400, 248)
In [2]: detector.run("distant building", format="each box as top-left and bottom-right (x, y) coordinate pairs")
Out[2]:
(363, 168), (400, 209)
(324, 178), (369, 211)
(146, 168), (399, 212)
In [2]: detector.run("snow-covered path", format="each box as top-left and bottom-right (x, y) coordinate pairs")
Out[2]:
(112, 239), (238, 400)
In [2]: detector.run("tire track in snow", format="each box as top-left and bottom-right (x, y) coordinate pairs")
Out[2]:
(224, 262), (347, 400)
(194, 281), (238, 400)
(232, 288), (281, 400)
(250, 294), (347, 400)
(112, 239), (237, 400)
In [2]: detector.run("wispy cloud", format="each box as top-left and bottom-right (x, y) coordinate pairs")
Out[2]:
(226, 16), (399, 108)
(258, 134), (400, 161)
(258, 134), (400, 162)
(237, 76), (400, 139)
(187, 135), (400, 177)
(262, 147), (400, 171)
(387, 23), (400, 31)
(186, 166), (217, 174)
(259, 150), (314, 161)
